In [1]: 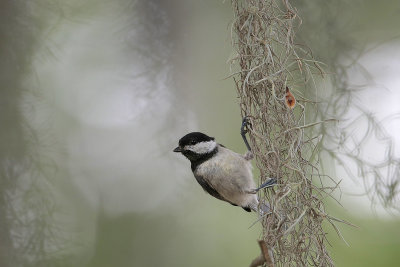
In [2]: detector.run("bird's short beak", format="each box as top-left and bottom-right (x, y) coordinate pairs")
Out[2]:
(173, 146), (182, 153)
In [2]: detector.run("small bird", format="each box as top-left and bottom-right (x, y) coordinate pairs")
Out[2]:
(173, 117), (276, 213)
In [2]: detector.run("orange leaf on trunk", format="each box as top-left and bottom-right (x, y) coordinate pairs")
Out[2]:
(285, 87), (296, 109)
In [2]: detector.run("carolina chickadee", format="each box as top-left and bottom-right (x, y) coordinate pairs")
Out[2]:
(173, 118), (276, 213)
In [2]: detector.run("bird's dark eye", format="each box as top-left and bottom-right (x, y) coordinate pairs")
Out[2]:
(190, 140), (196, 145)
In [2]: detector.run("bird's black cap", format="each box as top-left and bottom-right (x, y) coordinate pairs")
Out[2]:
(173, 132), (215, 153)
(179, 132), (214, 146)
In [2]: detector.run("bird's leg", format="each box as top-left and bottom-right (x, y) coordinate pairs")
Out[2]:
(241, 116), (254, 160)
(255, 178), (277, 191)
(241, 116), (252, 152)
(246, 178), (277, 194)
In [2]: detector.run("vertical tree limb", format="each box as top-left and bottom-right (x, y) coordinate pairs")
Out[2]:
(231, 0), (340, 266)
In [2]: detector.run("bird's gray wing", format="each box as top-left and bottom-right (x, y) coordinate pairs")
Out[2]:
(193, 174), (237, 206)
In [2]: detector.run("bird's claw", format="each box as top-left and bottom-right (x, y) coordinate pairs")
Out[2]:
(241, 116), (252, 152)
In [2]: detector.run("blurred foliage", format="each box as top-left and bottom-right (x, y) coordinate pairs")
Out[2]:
(294, 0), (400, 210)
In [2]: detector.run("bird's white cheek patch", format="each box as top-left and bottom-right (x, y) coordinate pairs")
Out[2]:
(185, 141), (217, 154)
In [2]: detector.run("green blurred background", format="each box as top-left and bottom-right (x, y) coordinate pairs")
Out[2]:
(1, 0), (400, 266)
